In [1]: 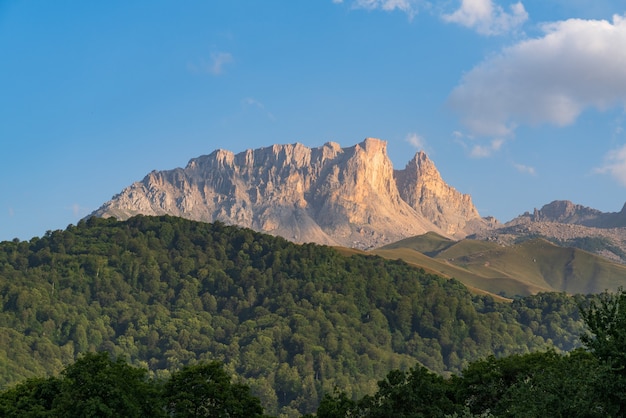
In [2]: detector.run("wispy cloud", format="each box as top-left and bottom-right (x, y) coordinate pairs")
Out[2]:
(513, 162), (536, 175)
(469, 138), (504, 158)
(448, 14), (626, 138)
(188, 51), (233, 76)
(242, 97), (275, 120)
(405, 132), (427, 150)
(597, 144), (626, 186)
(341, 0), (426, 20)
(208, 52), (233, 75)
(335, 0), (527, 29)
(452, 130), (504, 158)
(443, 0), (528, 35)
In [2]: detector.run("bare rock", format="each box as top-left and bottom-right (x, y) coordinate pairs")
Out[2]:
(91, 138), (486, 249)
(395, 151), (486, 238)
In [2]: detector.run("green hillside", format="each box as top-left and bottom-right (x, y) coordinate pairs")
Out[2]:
(0, 216), (592, 416)
(374, 235), (626, 297)
(378, 231), (456, 256)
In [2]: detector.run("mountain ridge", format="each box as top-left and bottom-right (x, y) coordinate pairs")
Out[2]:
(90, 137), (626, 264)
(92, 138), (489, 249)
(470, 200), (626, 264)
(512, 200), (626, 227)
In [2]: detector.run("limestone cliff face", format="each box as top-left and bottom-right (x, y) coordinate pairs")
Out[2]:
(395, 151), (482, 238)
(92, 138), (485, 248)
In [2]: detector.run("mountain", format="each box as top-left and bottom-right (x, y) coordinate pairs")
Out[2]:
(471, 200), (626, 264)
(514, 200), (626, 227)
(0, 216), (591, 416)
(91, 138), (489, 249)
(395, 151), (493, 237)
(374, 233), (626, 297)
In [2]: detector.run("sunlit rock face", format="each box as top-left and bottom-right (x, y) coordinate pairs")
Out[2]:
(92, 138), (487, 249)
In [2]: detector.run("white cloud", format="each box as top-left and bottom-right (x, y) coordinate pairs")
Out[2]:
(453, 130), (504, 157)
(347, 0), (425, 20)
(469, 138), (504, 158)
(188, 51), (233, 75)
(448, 14), (626, 138)
(405, 132), (427, 150)
(443, 0), (528, 35)
(209, 52), (233, 75)
(597, 144), (626, 186)
(513, 162), (536, 175)
(242, 97), (275, 120)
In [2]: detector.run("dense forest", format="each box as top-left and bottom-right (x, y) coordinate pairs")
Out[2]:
(0, 215), (595, 416)
(0, 352), (266, 417)
(4, 290), (625, 417)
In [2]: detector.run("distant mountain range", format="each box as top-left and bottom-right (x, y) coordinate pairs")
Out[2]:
(473, 200), (626, 264)
(515, 200), (626, 227)
(91, 138), (626, 295)
(92, 138), (492, 249)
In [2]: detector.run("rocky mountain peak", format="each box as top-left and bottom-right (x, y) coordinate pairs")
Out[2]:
(530, 200), (602, 223)
(507, 200), (626, 229)
(395, 151), (481, 236)
(91, 139), (487, 248)
(359, 137), (387, 154)
(481, 200), (626, 263)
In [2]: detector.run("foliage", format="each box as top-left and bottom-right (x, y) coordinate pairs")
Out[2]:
(580, 288), (626, 370)
(356, 365), (459, 417)
(0, 376), (62, 417)
(314, 287), (626, 418)
(163, 361), (264, 418)
(0, 352), (264, 418)
(1, 347), (618, 418)
(311, 389), (357, 418)
(452, 349), (607, 417)
(54, 352), (162, 417)
(313, 349), (610, 417)
(7, 286), (626, 417)
(0, 215), (596, 416)
(580, 288), (626, 415)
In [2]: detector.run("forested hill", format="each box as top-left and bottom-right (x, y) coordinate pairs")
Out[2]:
(0, 215), (591, 416)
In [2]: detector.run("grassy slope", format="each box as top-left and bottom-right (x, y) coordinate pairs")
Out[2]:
(371, 247), (512, 302)
(378, 232), (456, 255)
(371, 234), (626, 297)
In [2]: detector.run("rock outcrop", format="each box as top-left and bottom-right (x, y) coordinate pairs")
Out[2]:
(395, 151), (482, 237)
(470, 200), (626, 264)
(511, 200), (626, 228)
(91, 138), (488, 249)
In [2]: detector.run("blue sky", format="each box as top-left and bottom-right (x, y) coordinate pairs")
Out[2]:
(2, 0), (626, 242)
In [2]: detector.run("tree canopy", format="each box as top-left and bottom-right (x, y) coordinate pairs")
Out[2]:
(0, 215), (597, 415)
(0, 352), (264, 418)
